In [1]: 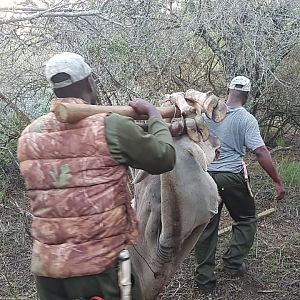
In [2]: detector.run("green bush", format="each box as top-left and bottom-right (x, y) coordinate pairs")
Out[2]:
(278, 162), (300, 187)
(275, 138), (286, 148)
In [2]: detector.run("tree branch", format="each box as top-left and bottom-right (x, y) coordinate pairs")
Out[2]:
(195, 27), (226, 66)
(0, 91), (31, 124)
(0, 9), (130, 27)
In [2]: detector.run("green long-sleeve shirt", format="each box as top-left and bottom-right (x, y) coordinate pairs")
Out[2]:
(104, 113), (176, 174)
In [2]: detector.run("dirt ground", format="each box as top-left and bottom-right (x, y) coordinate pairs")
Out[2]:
(159, 190), (299, 300)
(160, 149), (300, 300)
(0, 149), (299, 300)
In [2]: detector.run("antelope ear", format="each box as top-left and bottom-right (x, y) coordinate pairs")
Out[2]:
(187, 143), (208, 172)
(133, 169), (149, 184)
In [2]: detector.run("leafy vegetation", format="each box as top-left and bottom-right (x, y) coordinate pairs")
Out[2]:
(278, 162), (300, 187)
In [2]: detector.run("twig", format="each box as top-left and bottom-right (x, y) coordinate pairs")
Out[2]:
(288, 280), (300, 286)
(0, 9), (130, 27)
(218, 208), (276, 236)
(257, 289), (280, 293)
(270, 146), (293, 154)
(0, 91), (31, 124)
(0, 254), (18, 299)
(11, 198), (33, 219)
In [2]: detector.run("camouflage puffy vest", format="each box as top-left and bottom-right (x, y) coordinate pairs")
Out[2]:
(17, 98), (138, 278)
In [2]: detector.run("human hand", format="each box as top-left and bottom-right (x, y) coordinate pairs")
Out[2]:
(129, 98), (161, 118)
(274, 182), (285, 201)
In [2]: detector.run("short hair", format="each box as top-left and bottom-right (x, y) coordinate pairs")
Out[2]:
(52, 73), (89, 98)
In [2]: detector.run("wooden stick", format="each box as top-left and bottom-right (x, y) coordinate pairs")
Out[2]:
(51, 103), (182, 123)
(218, 208), (276, 236)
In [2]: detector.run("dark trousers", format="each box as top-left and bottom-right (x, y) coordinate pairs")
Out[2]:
(36, 263), (142, 300)
(194, 172), (257, 286)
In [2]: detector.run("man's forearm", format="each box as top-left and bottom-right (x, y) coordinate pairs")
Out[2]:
(254, 146), (281, 184)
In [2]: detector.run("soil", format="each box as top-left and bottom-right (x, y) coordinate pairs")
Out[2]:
(0, 150), (299, 300)
(159, 149), (300, 300)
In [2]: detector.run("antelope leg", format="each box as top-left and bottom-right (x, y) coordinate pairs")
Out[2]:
(194, 115), (209, 141)
(185, 118), (201, 142)
(212, 99), (227, 123)
(170, 92), (196, 118)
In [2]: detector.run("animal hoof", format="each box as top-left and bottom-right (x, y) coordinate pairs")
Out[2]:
(212, 99), (227, 122)
(194, 115), (209, 141)
(185, 118), (201, 142)
(204, 92), (219, 119)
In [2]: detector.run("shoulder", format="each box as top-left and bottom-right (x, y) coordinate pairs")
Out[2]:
(21, 114), (51, 135)
(104, 113), (141, 139)
(105, 112), (134, 122)
(105, 113), (136, 129)
(236, 108), (258, 125)
(245, 111), (259, 126)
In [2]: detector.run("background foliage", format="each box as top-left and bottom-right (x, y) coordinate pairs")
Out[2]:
(0, 1), (299, 299)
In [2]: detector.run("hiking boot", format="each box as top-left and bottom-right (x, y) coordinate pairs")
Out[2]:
(194, 281), (216, 295)
(223, 262), (247, 276)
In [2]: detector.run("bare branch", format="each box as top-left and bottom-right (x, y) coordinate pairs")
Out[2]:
(0, 91), (31, 124)
(0, 9), (131, 27)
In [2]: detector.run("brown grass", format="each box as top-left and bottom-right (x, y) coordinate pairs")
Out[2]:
(0, 150), (299, 300)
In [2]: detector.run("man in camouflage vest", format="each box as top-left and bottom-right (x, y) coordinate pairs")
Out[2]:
(17, 52), (176, 300)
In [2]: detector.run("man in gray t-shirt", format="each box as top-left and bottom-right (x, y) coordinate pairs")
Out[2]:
(207, 106), (265, 173)
(194, 76), (285, 293)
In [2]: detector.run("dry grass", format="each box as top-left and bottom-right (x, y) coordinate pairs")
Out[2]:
(0, 150), (299, 300)
(159, 149), (300, 300)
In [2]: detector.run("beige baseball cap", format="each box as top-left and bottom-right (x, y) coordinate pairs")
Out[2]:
(229, 76), (251, 92)
(45, 52), (91, 89)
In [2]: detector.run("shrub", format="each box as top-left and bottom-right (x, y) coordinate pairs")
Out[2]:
(278, 162), (300, 187)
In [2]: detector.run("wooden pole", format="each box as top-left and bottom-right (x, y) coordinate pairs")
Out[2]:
(51, 103), (182, 123)
(218, 208), (276, 236)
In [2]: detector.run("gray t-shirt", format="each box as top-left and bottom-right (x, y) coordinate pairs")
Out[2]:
(207, 106), (265, 173)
